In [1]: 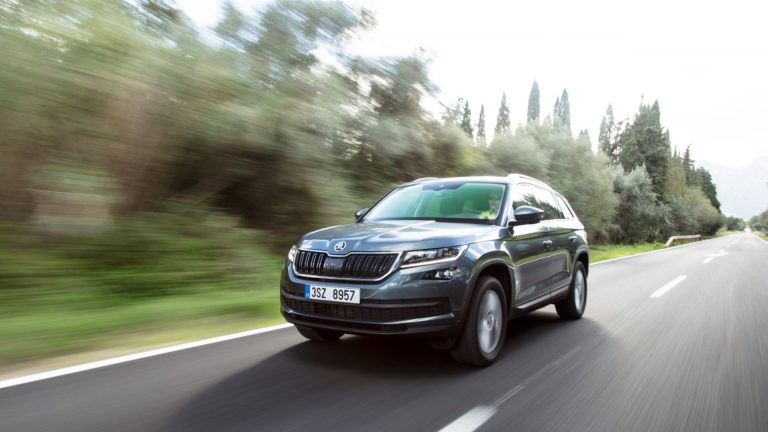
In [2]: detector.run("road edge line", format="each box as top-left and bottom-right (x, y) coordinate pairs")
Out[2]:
(592, 236), (725, 267)
(0, 322), (293, 391)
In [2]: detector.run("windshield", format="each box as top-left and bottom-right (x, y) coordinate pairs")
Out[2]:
(364, 182), (506, 223)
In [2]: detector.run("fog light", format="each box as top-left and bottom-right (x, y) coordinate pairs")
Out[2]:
(423, 268), (455, 280)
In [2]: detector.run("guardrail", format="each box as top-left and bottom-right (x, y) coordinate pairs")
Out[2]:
(665, 235), (701, 247)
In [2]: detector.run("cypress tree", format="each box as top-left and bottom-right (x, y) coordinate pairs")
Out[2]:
(599, 104), (618, 163)
(554, 88), (571, 132)
(476, 104), (486, 146)
(494, 93), (511, 135)
(527, 80), (540, 122)
(460, 100), (473, 138)
(682, 145), (694, 185)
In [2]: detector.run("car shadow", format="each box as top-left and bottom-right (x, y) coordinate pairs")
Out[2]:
(166, 310), (607, 431)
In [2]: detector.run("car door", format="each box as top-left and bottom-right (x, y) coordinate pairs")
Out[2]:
(532, 188), (573, 293)
(504, 184), (555, 306)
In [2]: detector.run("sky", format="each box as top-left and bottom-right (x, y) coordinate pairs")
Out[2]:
(176, 0), (768, 167)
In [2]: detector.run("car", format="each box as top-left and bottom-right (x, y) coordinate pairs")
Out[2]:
(280, 174), (589, 366)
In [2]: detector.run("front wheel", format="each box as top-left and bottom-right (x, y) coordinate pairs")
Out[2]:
(555, 261), (587, 319)
(295, 325), (344, 342)
(451, 276), (508, 366)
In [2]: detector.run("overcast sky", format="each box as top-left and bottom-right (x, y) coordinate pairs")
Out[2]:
(177, 0), (768, 167)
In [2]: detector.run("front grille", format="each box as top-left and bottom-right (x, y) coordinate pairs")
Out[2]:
(281, 295), (451, 323)
(294, 250), (398, 279)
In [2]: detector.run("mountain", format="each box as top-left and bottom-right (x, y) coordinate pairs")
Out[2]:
(699, 156), (768, 219)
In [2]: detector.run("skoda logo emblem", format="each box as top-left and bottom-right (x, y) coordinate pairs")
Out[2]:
(333, 241), (347, 253)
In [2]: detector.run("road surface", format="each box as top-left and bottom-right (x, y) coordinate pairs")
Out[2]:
(2, 233), (767, 432)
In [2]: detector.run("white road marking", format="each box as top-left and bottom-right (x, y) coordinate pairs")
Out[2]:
(438, 406), (498, 432)
(0, 323), (293, 390)
(592, 235), (729, 266)
(650, 275), (687, 298)
(437, 347), (580, 432)
(702, 250), (728, 264)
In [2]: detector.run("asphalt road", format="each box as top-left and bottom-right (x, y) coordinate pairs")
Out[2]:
(2, 233), (767, 432)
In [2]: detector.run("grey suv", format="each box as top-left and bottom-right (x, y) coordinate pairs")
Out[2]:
(280, 174), (589, 366)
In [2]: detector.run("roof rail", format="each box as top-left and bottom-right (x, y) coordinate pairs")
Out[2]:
(506, 173), (537, 181)
(412, 177), (438, 183)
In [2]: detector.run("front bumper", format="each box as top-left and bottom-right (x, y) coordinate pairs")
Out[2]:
(279, 259), (472, 336)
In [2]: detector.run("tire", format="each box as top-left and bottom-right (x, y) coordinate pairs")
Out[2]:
(451, 276), (508, 366)
(555, 261), (587, 319)
(295, 325), (344, 342)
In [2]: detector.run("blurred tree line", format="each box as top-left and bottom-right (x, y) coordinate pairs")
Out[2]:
(749, 209), (768, 233)
(1, 0), (725, 248)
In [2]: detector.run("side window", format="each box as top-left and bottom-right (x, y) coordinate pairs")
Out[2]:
(554, 194), (574, 219)
(510, 184), (538, 210)
(532, 188), (564, 220)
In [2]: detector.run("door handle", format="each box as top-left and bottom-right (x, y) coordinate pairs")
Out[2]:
(543, 240), (553, 248)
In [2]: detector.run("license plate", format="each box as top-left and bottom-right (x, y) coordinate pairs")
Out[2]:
(305, 284), (360, 304)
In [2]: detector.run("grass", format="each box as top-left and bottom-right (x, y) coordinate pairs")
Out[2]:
(715, 230), (742, 237)
(0, 212), (287, 367)
(590, 242), (666, 263)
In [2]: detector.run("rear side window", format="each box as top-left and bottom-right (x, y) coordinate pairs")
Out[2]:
(554, 194), (574, 219)
(510, 184), (564, 220)
(511, 184), (538, 209)
(532, 188), (564, 220)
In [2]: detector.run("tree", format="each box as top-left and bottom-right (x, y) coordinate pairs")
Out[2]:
(460, 100), (473, 138)
(476, 105), (486, 146)
(725, 216), (746, 231)
(554, 88), (571, 132)
(610, 166), (671, 243)
(682, 145), (694, 185)
(599, 104), (619, 164)
(527, 80), (540, 123)
(696, 167), (721, 211)
(616, 101), (670, 198)
(494, 93), (511, 136)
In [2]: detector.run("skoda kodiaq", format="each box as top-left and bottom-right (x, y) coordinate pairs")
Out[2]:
(280, 174), (589, 366)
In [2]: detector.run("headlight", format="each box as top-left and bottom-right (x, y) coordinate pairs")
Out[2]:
(287, 245), (298, 263)
(401, 245), (468, 268)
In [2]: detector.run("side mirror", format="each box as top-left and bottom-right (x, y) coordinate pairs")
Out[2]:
(508, 206), (544, 227)
(354, 208), (369, 222)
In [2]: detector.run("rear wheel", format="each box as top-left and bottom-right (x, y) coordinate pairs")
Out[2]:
(295, 325), (344, 342)
(451, 276), (507, 366)
(555, 261), (587, 319)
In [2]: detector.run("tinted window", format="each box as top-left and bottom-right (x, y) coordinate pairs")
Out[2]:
(532, 188), (565, 220)
(511, 184), (538, 209)
(364, 182), (507, 223)
(554, 194), (574, 219)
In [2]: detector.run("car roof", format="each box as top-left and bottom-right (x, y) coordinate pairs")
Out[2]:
(406, 174), (556, 192)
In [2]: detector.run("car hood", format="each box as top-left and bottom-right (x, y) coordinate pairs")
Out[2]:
(298, 220), (504, 253)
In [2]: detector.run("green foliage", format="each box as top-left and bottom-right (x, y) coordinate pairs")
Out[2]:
(527, 80), (540, 122)
(610, 166), (671, 243)
(725, 216), (746, 231)
(667, 187), (724, 236)
(616, 101), (670, 198)
(476, 105), (487, 146)
(490, 122), (617, 241)
(749, 209), (768, 232)
(460, 100), (474, 138)
(553, 89), (571, 132)
(598, 104), (619, 164)
(494, 92), (511, 136)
